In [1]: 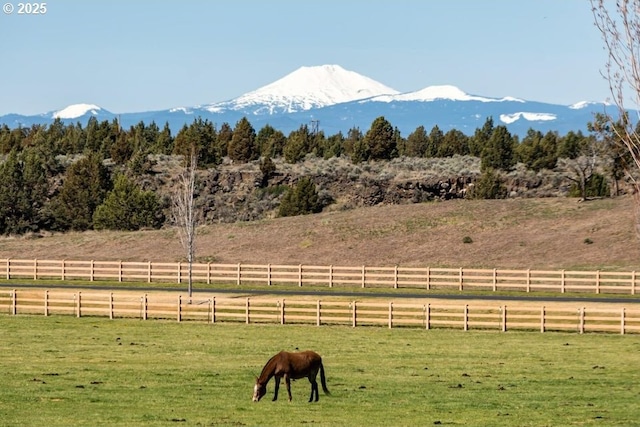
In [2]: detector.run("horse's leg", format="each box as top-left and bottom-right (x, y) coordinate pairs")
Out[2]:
(272, 376), (280, 401)
(285, 374), (292, 402)
(308, 378), (319, 402)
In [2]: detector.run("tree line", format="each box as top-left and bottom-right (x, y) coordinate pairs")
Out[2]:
(0, 113), (626, 236)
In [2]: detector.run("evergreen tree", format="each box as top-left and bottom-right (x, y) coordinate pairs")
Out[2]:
(228, 117), (257, 162)
(470, 117), (495, 157)
(217, 122), (233, 158)
(469, 168), (508, 199)
(93, 174), (164, 231)
(0, 150), (27, 234)
(481, 125), (516, 171)
(322, 131), (344, 159)
(278, 177), (322, 217)
(405, 126), (429, 157)
(51, 152), (112, 231)
(426, 125), (444, 158)
(363, 116), (396, 160)
(439, 129), (470, 157)
(283, 125), (310, 163)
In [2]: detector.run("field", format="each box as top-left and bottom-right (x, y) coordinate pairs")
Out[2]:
(1, 196), (640, 271)
(1, 315), (639, 426)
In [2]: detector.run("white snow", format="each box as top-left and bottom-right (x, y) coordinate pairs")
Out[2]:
(499, 112), (557, 124)
(371, 85), (522, 103)
(52, 103), (102, 119)
(205, 64), (399, 114)
(569, 101), (597, 110)
(169, 107), (193, 114)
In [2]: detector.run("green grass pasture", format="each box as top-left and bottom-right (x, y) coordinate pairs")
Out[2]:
(1, 315), (638, 426)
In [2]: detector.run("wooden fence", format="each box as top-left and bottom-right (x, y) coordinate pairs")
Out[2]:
(1, 258), (639, 295)
(1, 289), (639, 334)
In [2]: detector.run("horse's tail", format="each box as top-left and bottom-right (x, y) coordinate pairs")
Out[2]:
(320, 360), (330, 395)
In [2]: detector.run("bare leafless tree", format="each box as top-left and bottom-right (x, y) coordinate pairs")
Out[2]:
(591, 0), (640, 234)
(171, 150), (198, 298)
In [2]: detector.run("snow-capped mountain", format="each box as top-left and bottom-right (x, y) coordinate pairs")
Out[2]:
(203, 64), (399, 114)
(0, 65), (613, 138)
(52, 103), (105, 119)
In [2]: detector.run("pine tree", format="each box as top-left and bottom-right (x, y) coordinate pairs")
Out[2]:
(93, 174), (164, 231)
(228, 117), (257, 162)
(405, 126), (429, 157)
(278, 177), (322, 217)
(364, 116), (396, 160)
(51, 152), (112, 231)
(481, 125), (516, 171)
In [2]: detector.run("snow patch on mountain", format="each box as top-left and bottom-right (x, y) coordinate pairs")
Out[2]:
(499, 112), (557, 124)
(569, 101), (602, 110)
(369, 85), (523, 103)
(204, 64), (399, 114)
(53, 104), (103, 119)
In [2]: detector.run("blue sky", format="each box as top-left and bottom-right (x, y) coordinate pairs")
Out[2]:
(0, 0), (610, 116)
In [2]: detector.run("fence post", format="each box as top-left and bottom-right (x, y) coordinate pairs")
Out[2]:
(540, 306), (545, 333)
(178, 262), (182, 284)
(61, 259), (65, 280)
(425, 304), (430, 330)
(459, 268), (463, 291)
(281, 299), (286, 325)
(361, 265), (365, 288)
(44, 290), (48, 316)
(394, 265), (398, 289)
(207, 262), (211, 285)
(212, 297), (216, 324)
(632, 271), (636, 295)
(621, 308), (626, 335)
(352, 301), (357, 327)
(329, 265), (334, 288)
(147, 261), (152, 283)
(426, 267), (431, 290)
(388, 302), (393, 329)
(501, 305), (506, 332)
(578, 307), (585, 334)
(246, 298), (250, 324)
(143, 294), (148, 320)
(90, 260), (95, 282)
(316, 300), (320, 326)
(76, 292), (81, 318)
(33, 259), (37, 280)
(595, 270), (600, 294)
(109, 293), (114, 320)
(118, 261), (123, 283)
(11, 289), (16, 315)
(526, 269), (531, 293)
(6, 258), (9, 280)
(463, 304), (468, 331)
(298, 264), (303, 287)
(237, 263), (241, 285)
(267, 264), (272, 286)
(493, 268), (497, 292)
(561, 270), (565, 293)
(177, 295), (182, 322)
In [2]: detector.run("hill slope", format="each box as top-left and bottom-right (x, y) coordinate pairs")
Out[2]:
(0, 196), (638, 271)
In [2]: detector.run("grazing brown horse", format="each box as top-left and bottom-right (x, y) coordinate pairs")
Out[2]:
(252, 350), (330, 403)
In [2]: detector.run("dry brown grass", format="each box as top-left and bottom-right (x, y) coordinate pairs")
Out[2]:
(0, 196), (639, 271)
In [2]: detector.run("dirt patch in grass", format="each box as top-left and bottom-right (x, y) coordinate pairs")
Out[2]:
(0, 196), (638, 271)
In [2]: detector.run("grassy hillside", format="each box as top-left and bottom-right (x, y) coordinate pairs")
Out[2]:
(1, 196), (639, 271)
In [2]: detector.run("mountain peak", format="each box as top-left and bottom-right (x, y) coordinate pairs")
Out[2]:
(205, 64), (399, 114)
(52, 104), (104, 119)
(370, 85), (525, 103)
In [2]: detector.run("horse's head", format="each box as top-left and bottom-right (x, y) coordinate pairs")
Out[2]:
(252, 380), (266, 402)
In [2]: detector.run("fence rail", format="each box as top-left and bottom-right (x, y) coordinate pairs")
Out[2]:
(1, 258), (639, 295)
(1, 289), (639, 334)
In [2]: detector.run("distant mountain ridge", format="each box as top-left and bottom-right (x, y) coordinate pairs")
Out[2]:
(0, 64), (612, 137)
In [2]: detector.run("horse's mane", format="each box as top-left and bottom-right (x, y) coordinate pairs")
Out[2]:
(257, 351), (282, 382)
